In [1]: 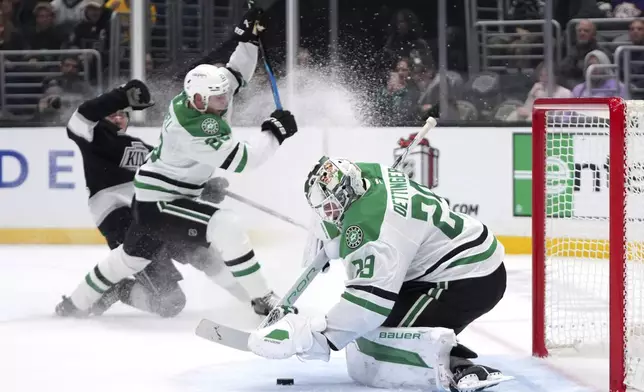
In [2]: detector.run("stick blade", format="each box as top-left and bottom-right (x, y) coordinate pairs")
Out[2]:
(195, 318), (251, 352)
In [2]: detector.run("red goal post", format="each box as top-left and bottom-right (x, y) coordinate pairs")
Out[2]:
(531, 97), (636, 392)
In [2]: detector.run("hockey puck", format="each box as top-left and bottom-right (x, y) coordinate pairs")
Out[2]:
(276, 378), (294, 386)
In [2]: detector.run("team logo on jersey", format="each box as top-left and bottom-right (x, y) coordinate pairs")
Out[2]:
(120, 141), (149, 171)
(345, 225), (364, 249)
(393, 134), (439, 189)
(201, 118), (220, 134)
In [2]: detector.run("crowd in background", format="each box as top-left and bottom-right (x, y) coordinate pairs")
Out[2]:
(366, 0), (644, 124)
(0, 0), (644, 127)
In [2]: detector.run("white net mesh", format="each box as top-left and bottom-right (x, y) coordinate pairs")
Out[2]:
(543, 100), (644, 390)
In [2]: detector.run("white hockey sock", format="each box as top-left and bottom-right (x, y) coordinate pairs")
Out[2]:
(70, 245), (151, 310)
(207, 210), (271, 299)
(221, 250), (270, 299)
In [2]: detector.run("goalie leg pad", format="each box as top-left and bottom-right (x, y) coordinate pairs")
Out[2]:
(345, 326), (456, 390)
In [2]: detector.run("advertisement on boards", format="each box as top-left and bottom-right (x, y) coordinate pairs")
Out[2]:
(512, 132), (644, 220)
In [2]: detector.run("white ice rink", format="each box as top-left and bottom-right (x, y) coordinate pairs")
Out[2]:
(0, 241), (604, 392)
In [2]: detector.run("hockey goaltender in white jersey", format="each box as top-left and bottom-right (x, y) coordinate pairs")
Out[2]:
(248, 157), (514, 391)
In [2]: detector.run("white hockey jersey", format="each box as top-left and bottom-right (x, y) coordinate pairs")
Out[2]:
(321, 163), (504, 350)
(134, 42), (280, 202)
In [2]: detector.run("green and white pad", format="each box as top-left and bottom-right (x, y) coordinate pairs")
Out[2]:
(345, 326), (456, 391)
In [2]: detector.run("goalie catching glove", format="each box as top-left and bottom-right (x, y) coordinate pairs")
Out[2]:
(248, 313), (331, 362)
(262, 110), (298, 145)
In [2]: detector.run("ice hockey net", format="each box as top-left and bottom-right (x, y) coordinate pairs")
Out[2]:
(531, 97), (644, 391)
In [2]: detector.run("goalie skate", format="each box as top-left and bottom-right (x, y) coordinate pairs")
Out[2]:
(449, 365), (514, 392)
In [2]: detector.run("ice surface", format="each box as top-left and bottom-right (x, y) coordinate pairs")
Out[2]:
(0, 243), (603, 392)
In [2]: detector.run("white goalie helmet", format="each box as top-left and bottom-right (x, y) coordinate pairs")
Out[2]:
(183, 64), (230, 112)
(304, 156), (367, 228)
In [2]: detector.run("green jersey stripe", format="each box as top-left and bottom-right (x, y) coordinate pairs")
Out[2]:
(400, 295), (430, 327)
(220, 143), (240, 170)
(416, 225), (490, 280)
(234, 145), (248, 173)
(341, 291), (391, 317)
(445, 237), (499, 269)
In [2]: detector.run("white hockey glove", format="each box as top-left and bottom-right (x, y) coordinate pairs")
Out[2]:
(248, 313), (330, 362)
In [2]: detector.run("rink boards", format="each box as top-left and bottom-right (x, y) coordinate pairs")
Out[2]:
(0, 125), (623, 256)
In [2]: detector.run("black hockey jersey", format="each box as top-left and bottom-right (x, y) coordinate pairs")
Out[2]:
(66, 89), (153, 226)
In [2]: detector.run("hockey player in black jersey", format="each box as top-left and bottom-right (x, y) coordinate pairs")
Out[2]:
(59, 80), (245, 318)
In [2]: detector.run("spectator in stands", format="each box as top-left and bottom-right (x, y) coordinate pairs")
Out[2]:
(413, 64), (459, 121)
(507, 62), (573, 122)
(376, 57), (420, 125)
(70, 1), (112, 50)
(25, 3), (66, 51)
(612, 1), (643, 17)
(38, 55), (94, 121)
(50, 0), (85, 34)
(617, 19), (644, 90)
(559, 20), (606, 89)
(0, 10), (25, 51)
(572, 50), (628, 97)
(383, 9), (433, 71)
(554, 0), (606, 26)
(502, 0), (544, 69)
(69, 2), (113, 74)
(104, 0), (157, 25)
(10, 0), (41, 28)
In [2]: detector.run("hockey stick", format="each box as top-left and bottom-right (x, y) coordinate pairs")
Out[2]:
(196, 117), (439, 350)
(247, 0), (283, 110)
(196, 248), (329, 352)
(223, 189), (308, 230)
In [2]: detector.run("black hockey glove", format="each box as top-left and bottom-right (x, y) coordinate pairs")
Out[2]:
(117, 79), (154, 111)
(233, 7), (265, 45)
(201, 177), (229, 204)
(261, 110), (298, 145)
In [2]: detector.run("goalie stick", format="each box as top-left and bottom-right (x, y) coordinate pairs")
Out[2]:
(196, 117), (438, 348)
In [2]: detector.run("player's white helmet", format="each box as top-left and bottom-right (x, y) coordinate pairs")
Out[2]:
(183, 64), (230, 112)
(304, 156), (366, 228)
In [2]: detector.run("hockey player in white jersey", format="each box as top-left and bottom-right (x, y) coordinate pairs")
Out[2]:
(248, 157), (511, 391)
(56, 7), (297, 318)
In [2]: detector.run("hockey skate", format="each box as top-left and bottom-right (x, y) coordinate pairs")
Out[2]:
(90, 279), (135, 316)
(55, 296), (89, 318)
(449, 358), (514, 392)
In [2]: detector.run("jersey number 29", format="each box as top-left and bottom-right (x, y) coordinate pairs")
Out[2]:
(410, 182), (464, 239)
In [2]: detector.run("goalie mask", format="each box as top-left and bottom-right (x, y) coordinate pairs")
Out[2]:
(304, 157), (366, 228)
